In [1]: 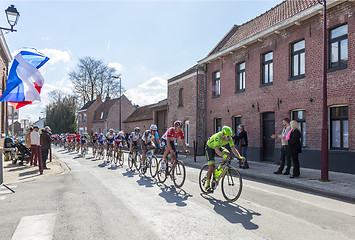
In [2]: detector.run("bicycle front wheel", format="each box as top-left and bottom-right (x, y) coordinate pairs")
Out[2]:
(128, 152), (134, 169)
(157, 159), (168, 183)
(134, 153), (142, 171)
(113, 149), (118, 165)
(118, 151), (124, 166)
(221, 168), (243, 202)
(149, 156), (158, 178)
(171, 160), (186, 188)
(198, 164), (210, 194)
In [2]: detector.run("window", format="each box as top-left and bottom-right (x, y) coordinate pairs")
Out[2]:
(291, 40), (305, 79)
(83, 113), (87, 122)
(78, 114), (82, 123)
(329, 24), (348, 70)
(212, 71), (220, 97)
(100, 112), (104, 120)
(178, 88), (183, 107)
(291, 110), (306, 147)
(330, 106), (348, 149)
(262, 52), (273, 84)
(232, 116), (241, 136)
(214, 118), (222, 133)
(184, 120), (189, 146)
(236, 62), (245, 91)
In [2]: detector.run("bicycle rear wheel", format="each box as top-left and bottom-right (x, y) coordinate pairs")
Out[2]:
(128, 152), (134, 169)
(221, 168), (242, 202)
(118, 150), (124, 166)
(171, 160), (186, 188)
(157, 159), (168, 183)
(134, 153), (142, 171)
(198, 164), (210, 194)
(113, 149), (118, 165)
(149, 156), (158, 178)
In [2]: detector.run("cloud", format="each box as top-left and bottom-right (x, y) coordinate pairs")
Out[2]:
(125, 76), (167, 106)
(39, 48), (71, 64)
(108, 62), (124, 72)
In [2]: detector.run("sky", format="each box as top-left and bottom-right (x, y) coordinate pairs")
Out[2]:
(1, 0), (283, 124)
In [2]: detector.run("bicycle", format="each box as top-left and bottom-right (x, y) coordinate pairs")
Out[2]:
(128, 146), (141, 171)
(157, 153), (186, 188)
(97, 143), (105, 159)
(199, 159), (243, 202)
(140, 148), (158, 178)
(113, 147), (124, 167)
(92, 142), (98, 158)
(81, 143), (87, 157)
(106, 143), (114, 163)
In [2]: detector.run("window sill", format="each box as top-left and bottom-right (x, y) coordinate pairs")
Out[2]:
(178, 105), (184, 108)
(327, 64), (347, 73)
(212, 95), (220, 99)
(235, 89), (245, 94)
(289, 74), (305, 81)
(329, 148), (349, 152)
(259, 82), (273, 88)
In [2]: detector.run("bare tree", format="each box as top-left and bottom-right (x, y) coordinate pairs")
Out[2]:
(69, 57), (122, 105)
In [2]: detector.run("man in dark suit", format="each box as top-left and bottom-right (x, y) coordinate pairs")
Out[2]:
(40, 126), (53, 170)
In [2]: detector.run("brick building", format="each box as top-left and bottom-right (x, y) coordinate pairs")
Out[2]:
(78, 95), (103, 135)
(195, 0), (355, 173)
(123, 104), (155, 134)
(92, 94), (135, 134)
(0, 31), (11, 146)
(167, 66), (205, 154)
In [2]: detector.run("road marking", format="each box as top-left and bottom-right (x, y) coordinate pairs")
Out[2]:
(12, 213), (56, 240)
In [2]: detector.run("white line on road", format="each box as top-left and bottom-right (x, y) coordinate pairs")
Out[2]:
(11, 213), (56, 240)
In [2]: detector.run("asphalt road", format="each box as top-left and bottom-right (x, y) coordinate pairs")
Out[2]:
(1, 147), (354, 240)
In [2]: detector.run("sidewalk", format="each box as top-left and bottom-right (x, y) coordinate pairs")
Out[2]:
(1, 153), (68, 185)
(176, 154), (355, 203)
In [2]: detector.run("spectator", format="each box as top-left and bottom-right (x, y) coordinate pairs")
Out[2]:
(271, 118), (291, 175)
(30, 126), (43, 175)
(40, 126), (53, 170)
(288, 120), (302, 178)
(233, 124), (249, 169)
(25, 127), (33, 149)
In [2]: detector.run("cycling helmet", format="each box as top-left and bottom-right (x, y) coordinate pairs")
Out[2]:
(222, 126), (233, 137)
(174, 120), (183, 128)
(109, 128), (114, 133)
(134, 127), (140, 132)
(94, 132), (98, 136)
(150, 124), (158, 131)
(99, 133), (103, 137)
(118, 131), (125, 137)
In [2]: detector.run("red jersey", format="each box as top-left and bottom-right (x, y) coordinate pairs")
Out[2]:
(75, 134), (81, 142)
(162, 127), (184, 141)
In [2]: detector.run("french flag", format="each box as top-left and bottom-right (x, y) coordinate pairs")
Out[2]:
(0, 49), (49, 109)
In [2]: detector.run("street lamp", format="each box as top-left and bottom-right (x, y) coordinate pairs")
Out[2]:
(112, 75), (122, 131)
(0, 5), (20, 32)
(318, 0), (329, 181)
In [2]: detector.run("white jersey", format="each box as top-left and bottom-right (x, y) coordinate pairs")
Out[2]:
(142, 130), (155, 144)
(129, 132), (141, 142)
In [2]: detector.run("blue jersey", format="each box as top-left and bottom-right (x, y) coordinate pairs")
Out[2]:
(97, 136), (105, 144)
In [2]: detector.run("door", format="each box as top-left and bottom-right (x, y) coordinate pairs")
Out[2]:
(262, 112), (275, 161)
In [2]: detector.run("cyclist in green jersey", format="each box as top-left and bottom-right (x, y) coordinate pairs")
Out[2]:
(205, 126), (245, 193)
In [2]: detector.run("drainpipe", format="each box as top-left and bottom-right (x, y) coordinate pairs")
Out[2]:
(195, 65), (199, 160)
(203, 64), (207, 145)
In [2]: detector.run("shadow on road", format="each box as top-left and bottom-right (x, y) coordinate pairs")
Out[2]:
(201, 194), (260, 229)
(122, 169), (138, 178)
(136, 176), (156, 188)
(158, 184), (192, 207)
(19, 169), (39, 177)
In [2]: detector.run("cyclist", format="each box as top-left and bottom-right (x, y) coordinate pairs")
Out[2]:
(92, 132), (99, 154)
(80, 133), (89, 154)
(204, 126), (244, 193)
(129, 127), (142, 154)
(141, 124), (158, 171)
(106, 129), (115, 155)
(74, 132), (81, 152)
(161, 120), (190, 169)
(114, 131), (127, 151)
(97, 133), (105, 155)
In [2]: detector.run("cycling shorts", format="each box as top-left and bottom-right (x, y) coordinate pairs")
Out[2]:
(161, 139), (176, 153)
(205, 146), (229, 166)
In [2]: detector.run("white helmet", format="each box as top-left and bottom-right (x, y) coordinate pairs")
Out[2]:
(118, 131), (124, 137)
(150, 124), (158, 131)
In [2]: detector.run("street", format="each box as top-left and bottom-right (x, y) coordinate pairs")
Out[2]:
(1, 147), (355, 240)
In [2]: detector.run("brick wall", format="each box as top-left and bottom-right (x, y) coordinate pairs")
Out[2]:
(204, 1), (355, 153)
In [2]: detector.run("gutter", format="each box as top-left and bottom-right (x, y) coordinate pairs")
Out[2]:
(0, 30), (12, 62)
(198, 0), (341, 65)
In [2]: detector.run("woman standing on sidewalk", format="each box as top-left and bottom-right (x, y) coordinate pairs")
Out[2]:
(288, 120), (302, 178)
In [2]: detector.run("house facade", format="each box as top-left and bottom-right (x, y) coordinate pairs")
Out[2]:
(0, 31), (11, 146)
(92, 94), (135, 134)
(167, 66), (205, 154)
(196, 0), (355, 173)
(78, 95), (103, 135)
